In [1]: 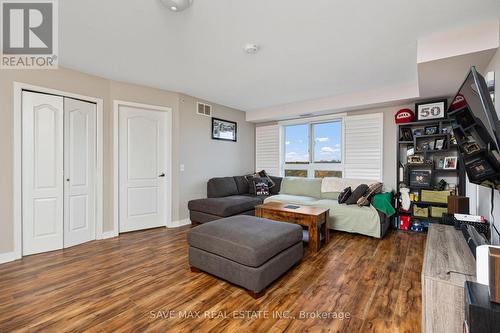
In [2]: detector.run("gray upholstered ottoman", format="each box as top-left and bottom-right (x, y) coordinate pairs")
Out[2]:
(187, 215), (303, 298)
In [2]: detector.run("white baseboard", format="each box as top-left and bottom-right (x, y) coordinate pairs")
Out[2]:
(0, 251), (21, 265)
(97, 231), (119, 240)
(169, 218), (191, 228)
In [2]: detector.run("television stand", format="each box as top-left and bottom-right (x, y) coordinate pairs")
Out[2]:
(422, 224), (476, 332)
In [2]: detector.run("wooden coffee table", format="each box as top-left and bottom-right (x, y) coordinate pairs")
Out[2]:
(255, 202), (330, 252)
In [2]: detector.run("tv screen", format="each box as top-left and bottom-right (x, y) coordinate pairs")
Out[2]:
(448, 66), (500, 190)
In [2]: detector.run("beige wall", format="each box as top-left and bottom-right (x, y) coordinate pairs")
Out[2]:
(178, 94), (255, 219)
(0, 67), (254, 255)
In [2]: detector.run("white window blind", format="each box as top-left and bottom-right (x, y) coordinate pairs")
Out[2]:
(344, 113), (383, 181)
(255, 125), (280, 176)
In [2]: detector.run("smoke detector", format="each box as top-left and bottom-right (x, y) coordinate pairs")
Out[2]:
(244, 43), (260, 54)
(161, 0), (193, 12)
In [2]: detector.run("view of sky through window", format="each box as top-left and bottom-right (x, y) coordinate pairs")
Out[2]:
(284, 122), (341, 163)
(284, 124), (309, 163)
(313, 122), (341, 163)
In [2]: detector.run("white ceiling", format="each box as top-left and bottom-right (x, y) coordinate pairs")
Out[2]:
(59, 0), (500, 111)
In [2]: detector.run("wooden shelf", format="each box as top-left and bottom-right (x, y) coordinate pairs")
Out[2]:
(406, 163), (433, 168)
(418, 148), (457, 153)
(396, 116), (465, 228)
(434, 168), (459, 172)
(416, 134), (448, 139)
(398, 119), (453, 126)
(414, 201), (448, 206)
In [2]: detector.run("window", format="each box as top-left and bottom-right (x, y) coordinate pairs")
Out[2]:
(313, 122), (342, 163)
(284, 124), (309, 164)
(314, 170), (342, 178)
(283, 120), (343, 178)
(285, 169), (308, 177)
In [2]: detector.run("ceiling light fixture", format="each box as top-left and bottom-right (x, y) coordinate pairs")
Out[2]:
(161, 0), (193, 12)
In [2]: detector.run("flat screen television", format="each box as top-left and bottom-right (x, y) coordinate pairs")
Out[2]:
(448, 66), (500, 191)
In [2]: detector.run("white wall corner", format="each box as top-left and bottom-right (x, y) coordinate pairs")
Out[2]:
(0, 251), (21, 265)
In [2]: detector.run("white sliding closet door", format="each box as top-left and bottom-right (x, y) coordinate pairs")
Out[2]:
(63, 98), (97, 248)
(22, 91), (64, 255)
(119, 106), (168, 232)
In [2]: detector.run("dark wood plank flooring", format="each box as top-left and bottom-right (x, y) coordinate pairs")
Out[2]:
(0, 227), (426, 332)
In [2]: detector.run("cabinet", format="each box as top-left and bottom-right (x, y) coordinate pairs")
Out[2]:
(422, 224), (476, 333)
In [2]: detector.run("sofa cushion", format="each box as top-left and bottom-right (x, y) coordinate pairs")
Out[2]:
(269, 176), (283, 195)
(345, 184), (368, 205)
(188, 195), (264, 217)
(321, 177), (378, 193)
(187, 215), (303, 267)
(233, 176), (250, 194)
(263, 194), (318, 206)
(321, 191), (340, 200)
(207, 177), (239, 198)
(338, 187), (352, 204)
(311, 199), (381, 238)
(280, 177), (322, 198)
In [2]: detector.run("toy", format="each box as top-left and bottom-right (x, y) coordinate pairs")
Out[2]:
(399, 186), (411, 211)
(400, 215), (411, 230)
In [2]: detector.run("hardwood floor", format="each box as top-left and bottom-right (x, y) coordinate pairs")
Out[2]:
(0, 226), (426, 333)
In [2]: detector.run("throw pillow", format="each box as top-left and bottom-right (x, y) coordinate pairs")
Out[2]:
(257, 170), (276, 188)
(338, 187), (352, 204)
(252, 177), (270, 196)
(357, 182), (384, 207)
(357, 195), (370, 207)
(269, 176), (282, 195)
(345, 184), (369, 205)
(367, 182), (383, 195)
(244, 173), (259, 194)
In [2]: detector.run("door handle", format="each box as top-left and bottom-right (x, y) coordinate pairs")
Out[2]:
(159, 173), (166, 178)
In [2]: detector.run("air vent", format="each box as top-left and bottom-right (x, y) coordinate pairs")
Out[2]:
(197, 102), (212, 117)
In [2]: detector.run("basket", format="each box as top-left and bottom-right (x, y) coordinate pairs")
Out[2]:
(413, 206), (428, 217)
(430, 206), (448, 218)
(421, 190), (451, 204)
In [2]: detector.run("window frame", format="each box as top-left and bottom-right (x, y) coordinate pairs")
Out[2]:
(280, 115), (345, 178)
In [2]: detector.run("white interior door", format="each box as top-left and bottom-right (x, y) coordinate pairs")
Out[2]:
(22, 91), (64, 255)
(119, 106), (169, 232)
(64, 98), (97, 248)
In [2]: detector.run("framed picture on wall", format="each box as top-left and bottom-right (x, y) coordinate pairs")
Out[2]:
(443, 156), (458, 170)
(415, 99), (447, 121)
(409, 170), (432, 188)
(212, 117), (237, 142)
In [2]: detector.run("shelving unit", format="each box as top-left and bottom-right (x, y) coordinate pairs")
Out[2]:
(395, 118), (466, 233)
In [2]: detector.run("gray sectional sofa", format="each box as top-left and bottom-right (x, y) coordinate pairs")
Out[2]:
(188, 175), (282, 224)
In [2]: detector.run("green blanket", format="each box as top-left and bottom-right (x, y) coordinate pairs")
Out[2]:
(372, 192), (395, 217)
